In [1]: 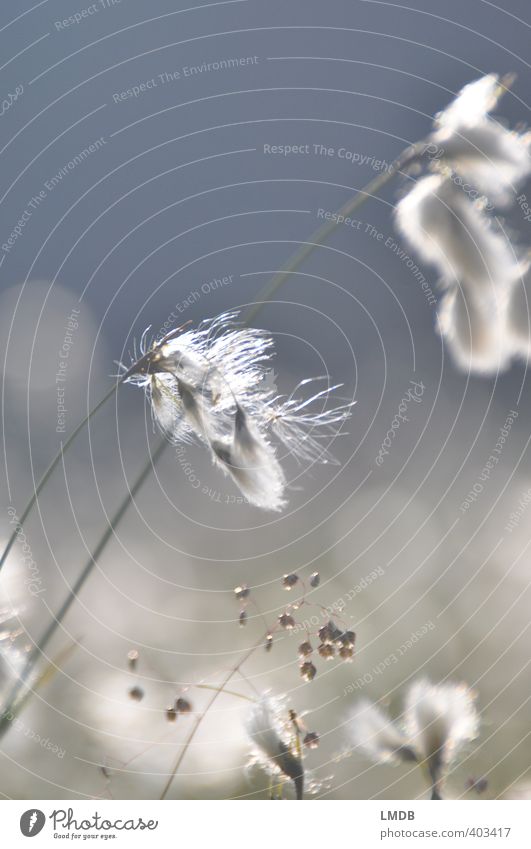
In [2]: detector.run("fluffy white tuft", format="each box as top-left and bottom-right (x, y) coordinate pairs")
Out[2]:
(246, 695), (286, 764)
(125, 311), (352, 510)
(246, 694), (304, 797)
(404, 679), (479, 782)
(506, 267), (531, 358)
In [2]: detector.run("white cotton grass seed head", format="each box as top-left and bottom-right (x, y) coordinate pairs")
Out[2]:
(433, 123), (531, 207)
(246, 694), (304, 799)
(348, 700), (417, 766)
(404, 679), (479, 789)
(267, 378), (354, 466)
(437, 285), (511, 374)
(431, 74), (531, 205)
(124, 311), (353, 511)
(395, 175), (522, 293)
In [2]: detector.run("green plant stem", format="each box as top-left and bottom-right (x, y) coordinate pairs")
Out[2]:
(0, 439), (167, 735)
(1, 379), (123, 573)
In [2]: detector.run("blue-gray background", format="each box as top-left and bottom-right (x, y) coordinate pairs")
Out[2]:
(0, 0), (530, 799)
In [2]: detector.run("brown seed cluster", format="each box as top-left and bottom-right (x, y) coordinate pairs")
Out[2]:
(232, 577), (356, 684)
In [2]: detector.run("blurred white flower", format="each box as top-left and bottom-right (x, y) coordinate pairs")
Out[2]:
(125, 311), (353, 510)
(435, 74), (502, 131)
(211, 405), (286, 511)
(348, 699), (416, 765)
(404, 679), (479, 799)
(506, 265), (531, 358)
(246, 694), (304, 798)
(501, 781), (531, 800)
(431, 74), (531, 205)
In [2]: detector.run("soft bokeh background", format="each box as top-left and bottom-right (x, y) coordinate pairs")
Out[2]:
(1, 0), (530, 799)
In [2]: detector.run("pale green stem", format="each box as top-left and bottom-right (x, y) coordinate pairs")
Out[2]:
(244, 143), (419, 324)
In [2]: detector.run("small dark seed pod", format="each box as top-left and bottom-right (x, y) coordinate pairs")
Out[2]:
(234, 585), (250, 601)
(265, 634), (273, 652)
(166, 706), (178, 722)
(175, 697), (192, 713)
(128, 686), (144, 702)
(239, 609), (247, 627)
(309, 572), (320, 588)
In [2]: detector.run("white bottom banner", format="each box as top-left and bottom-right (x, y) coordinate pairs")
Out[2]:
(2, 800), (530, 848)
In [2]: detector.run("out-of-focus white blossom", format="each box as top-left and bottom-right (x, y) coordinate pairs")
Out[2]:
(435, 74), (502, 132)
(211, 405), (286, 511)
(506, 265), (531, 359)
(125, 312), (353, 510)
